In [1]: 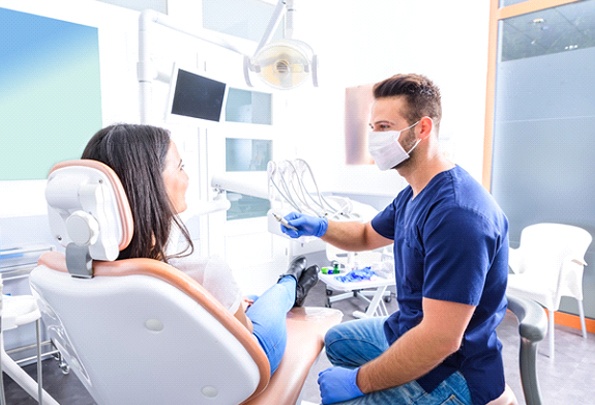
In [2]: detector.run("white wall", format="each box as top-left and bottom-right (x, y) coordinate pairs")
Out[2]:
(283, 0), (491, 196)
(0, 0), (139, 258)
(0, 0), (491, 212)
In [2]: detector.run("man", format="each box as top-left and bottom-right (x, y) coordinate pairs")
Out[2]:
(281, 73), (509, 404)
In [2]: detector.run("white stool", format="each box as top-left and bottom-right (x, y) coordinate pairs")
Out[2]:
(1, 294), (58, 405)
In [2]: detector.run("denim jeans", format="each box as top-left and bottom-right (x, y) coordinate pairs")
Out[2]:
(245, 275), (295, 375)
(324, 317), (472, 404)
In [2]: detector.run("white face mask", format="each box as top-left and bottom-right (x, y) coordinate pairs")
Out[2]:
(368, 121), (420, 170)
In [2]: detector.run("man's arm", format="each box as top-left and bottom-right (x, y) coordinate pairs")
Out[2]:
(356, 297), (475, 393)
(282, 212), (393, 252)
(322, 220), (392, 252)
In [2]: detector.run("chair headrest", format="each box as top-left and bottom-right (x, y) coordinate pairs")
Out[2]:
(46, 160), (134, 277)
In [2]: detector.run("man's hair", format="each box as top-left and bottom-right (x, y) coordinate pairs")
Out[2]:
(81, 123), (193, 261)
(373, 73), (442, 129)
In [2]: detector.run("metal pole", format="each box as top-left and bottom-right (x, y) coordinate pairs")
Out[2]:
(0, 278), (7, 405)
(36, 319), (43, 405)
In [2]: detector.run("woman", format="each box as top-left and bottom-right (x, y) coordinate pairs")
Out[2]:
(81, 123), (319, 375)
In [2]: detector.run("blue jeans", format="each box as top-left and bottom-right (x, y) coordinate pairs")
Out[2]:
(324, 317), (472, 404)
(245, 275), (295, 375)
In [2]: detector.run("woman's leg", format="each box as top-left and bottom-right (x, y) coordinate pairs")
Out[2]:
(245, 275), (295, 375)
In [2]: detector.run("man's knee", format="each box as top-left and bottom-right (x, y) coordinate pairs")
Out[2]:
(323, 324), (345, 364)
(324, 317), (389, 368)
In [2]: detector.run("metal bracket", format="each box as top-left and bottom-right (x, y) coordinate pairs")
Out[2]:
(65, 243), (93, 279)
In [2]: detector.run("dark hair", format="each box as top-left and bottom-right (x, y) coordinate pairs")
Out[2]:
(81, 123), (193, 261)
(373, 73), (442, 129)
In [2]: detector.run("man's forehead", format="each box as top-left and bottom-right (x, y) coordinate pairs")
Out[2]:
(370, 98), (406, 121)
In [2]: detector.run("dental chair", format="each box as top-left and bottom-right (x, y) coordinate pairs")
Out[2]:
(29, 160), (343, 405)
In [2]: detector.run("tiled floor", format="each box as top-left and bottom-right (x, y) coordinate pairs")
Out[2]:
(3, 280), (595, 404)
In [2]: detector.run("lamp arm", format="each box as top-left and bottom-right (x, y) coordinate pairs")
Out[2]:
(285, 0), (295, 40)
(211, 173), (269, 200)
(253, 0), (288, 56)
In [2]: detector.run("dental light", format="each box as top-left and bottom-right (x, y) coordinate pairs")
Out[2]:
(243, 0), (318, 90)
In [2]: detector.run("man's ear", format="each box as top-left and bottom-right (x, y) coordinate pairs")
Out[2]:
(418, 116), (434, 140)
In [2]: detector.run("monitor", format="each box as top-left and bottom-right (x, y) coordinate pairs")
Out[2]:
(165, 64), (228, 124)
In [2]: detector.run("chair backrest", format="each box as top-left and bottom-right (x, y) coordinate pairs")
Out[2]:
(514, 223), (592, 299)
(30, 160), (270, 404)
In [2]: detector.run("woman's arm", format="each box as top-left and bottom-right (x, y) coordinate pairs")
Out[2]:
(233, 300), (254, 333)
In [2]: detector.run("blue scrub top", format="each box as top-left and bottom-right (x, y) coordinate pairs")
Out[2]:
(371, 166), (509, 404)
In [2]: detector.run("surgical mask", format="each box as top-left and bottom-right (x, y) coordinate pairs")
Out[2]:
(368, 121), (420, 171)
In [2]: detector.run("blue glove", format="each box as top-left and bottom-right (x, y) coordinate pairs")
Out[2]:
(318, 366), (364, 404)
(281, 212), (328, 238)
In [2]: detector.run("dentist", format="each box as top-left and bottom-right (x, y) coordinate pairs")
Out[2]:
(281, 73), (509, 404)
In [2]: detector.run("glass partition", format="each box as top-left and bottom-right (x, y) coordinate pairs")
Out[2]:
(224, 137), (272, 220)
(225, 88), (272, 125)
(225, 138), (272, 172)
(489, 0), (595, 318)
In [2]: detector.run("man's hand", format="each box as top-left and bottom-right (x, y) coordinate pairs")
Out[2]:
(318, 366), (364, 404)
(280, 212), (328, 238)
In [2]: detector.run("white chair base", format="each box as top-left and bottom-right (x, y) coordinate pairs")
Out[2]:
(1, 295), (59, 405)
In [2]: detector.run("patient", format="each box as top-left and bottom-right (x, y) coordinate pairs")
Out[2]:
(81, 123), (319, 375)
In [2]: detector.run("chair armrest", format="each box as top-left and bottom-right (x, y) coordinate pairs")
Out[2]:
(506, 293), (547, 342)
(506, 293), (547, 405)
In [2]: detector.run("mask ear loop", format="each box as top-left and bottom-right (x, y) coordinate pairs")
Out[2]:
(405, 139), (421, 154)
(405, 117), (434, 153)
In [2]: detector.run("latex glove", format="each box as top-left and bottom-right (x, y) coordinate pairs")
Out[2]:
(318, 366), (364, 404)
(280, 212), (328, 238)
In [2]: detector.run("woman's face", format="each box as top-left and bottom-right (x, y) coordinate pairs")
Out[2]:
(162, 141), (189, 213)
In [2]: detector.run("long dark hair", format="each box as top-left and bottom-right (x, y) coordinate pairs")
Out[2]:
(81, 124), (193, 261)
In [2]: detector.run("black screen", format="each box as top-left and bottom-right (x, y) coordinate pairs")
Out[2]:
(170, 69), (226, 122)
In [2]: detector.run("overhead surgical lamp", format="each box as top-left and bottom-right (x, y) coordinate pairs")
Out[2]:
(243, 0), (318, 90)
